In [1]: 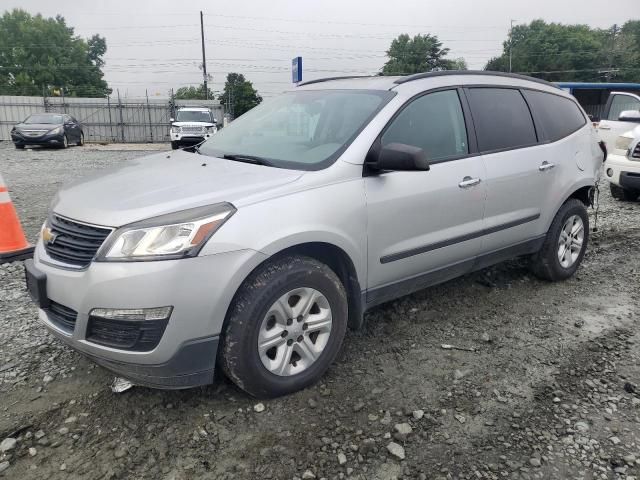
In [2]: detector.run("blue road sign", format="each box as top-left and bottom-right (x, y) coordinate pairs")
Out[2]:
(292, 57), (302, 83)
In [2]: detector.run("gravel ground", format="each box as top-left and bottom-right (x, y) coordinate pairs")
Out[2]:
(0, 141), (639, 480)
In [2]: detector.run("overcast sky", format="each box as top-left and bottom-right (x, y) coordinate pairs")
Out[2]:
(5, 0), (639, 99)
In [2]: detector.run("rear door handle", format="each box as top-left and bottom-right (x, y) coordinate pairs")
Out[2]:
(539, 162), (555, 172)
(458, 176), (481, 188)
(599, 125), (611, 130)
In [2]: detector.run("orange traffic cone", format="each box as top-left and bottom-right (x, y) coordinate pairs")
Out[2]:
(0, 173), (34, 263)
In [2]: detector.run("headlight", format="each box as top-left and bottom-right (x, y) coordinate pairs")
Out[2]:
(615, 135), (633, 151)
(98, 203), (236, 261)
(206, 126), (215, 132)
(171, 126), (181, 133)
(49, 126), (64, 135)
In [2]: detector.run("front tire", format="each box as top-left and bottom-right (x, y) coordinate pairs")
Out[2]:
(220, 255), (348, 398)
(610, 183), (638, 201)
(61, 134), (68, 149)
(171, 141), (179, 150)
(14, 144), (24, 149)
(530, 199), (589, 281)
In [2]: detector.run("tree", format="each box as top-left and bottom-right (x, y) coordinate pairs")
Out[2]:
(448, 58), (468, 71)
(218, 73), (262, 118)
(614, 20), (640, 82)
(0, 9), (110, 96)
(381, 34), (463, 75)
(174, 84), (215, 100)
(484, 19), (640, 83)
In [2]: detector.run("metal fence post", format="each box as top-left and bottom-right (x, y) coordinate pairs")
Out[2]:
(146, 89), (153, 143)
(117, 89), (125, 143)
(107, 95), (115, 143)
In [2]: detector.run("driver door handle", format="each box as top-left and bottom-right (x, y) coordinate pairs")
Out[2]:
(599, 125), (611, 130)
(539, 161), (555, 172)
(458, 176), (481, 188)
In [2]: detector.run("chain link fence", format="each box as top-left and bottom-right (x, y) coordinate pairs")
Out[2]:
(0, 93), (224, 143)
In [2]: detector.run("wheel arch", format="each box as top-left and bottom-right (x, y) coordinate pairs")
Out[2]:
(269, 242), (364, 330)
(565, 184), (594, 208)
(226, 241), (365, 332)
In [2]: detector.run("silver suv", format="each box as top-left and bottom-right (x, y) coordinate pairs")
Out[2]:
(25, 72), (603, 398)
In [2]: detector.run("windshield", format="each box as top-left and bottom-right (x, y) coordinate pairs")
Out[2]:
(198, 90), (393, 170)
(176, 110), (213, 123)
(24, 114), (63, 124)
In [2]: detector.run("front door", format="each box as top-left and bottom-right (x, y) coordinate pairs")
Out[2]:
(365, 89), (486, 303)
(598, 93), (640, 146)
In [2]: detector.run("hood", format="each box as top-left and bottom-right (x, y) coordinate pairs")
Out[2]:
(16, 123), (61, 131)
(172, 122), (215, 127)
(53, 149), (303, 227)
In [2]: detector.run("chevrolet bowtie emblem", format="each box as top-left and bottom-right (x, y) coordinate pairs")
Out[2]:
(42, 227), (58, 245)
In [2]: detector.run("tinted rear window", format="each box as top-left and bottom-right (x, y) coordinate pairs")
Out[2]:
(523, 90), (586, 142)
(466, 88), (537, 152)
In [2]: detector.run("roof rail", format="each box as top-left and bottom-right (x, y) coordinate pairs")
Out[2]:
(393, 70), (557, 88)
(296, 75), (378, 87)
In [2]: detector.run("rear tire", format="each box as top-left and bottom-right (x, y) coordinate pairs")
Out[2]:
(171, 141), (179, 150)
(220, 255), (348, 398)
(530, 199), (589, 281)
(76, 132), (84, 146)
(610, 183), (638, 201)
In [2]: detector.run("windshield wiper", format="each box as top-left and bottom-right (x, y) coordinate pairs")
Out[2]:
(222, 154), (273, 166)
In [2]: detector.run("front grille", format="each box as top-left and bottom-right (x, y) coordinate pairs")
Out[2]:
(181, 126), (205, 134)
(86, 316), (169, 352)
(46, 301), (77, 333)
(632, 144), (640, 159)
(23, 129), (47, 137)
(44, 215), (112, 267)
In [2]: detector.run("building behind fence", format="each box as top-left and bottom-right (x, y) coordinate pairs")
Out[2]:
(0, 94), (224, 143)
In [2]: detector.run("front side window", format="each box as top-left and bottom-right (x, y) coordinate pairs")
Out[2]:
(198, 90), (393, 170)
(608, 94), (640, 121)
(523, 90), (586, 142)
(176, 110), (213, 123)
(467, 88), (537, 153)
(381, 89), (468, 162)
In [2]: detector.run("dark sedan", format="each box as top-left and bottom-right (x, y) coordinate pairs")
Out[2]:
(11, 113), (84, 149)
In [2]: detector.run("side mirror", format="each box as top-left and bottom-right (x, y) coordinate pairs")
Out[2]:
(169, 117), (175, 123)
(588, 114), (600, 123)
(618, 110), (640, 123)
(373, 143), (430, 171)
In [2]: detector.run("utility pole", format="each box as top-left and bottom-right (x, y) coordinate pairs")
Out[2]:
(604, 24), (618, 82)
(509, 19), (516, 73)
(200, 11), (208, 100)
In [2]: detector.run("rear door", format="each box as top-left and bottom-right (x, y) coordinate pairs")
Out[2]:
(465, 87), (551, 253)
(598, 93), (640, 146)
(63, 114), (79, 142)
(365, 88), (486, 302)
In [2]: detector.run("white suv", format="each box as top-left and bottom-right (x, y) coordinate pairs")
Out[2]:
(170, 107), (217, 149)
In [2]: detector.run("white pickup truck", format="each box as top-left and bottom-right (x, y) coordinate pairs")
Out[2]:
(597, 91), (640, 147)
(169, 107), (218, 150)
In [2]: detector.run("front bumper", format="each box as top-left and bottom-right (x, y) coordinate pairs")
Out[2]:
(11, 131), (64, 146)
(604, 153), (640, 188)
(171, 133), (212, 144)
(30, 242), (266, 389)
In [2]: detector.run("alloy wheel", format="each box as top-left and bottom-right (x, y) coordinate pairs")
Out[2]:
(257, 287), (332, 376)
(557, 214), (584, 268)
